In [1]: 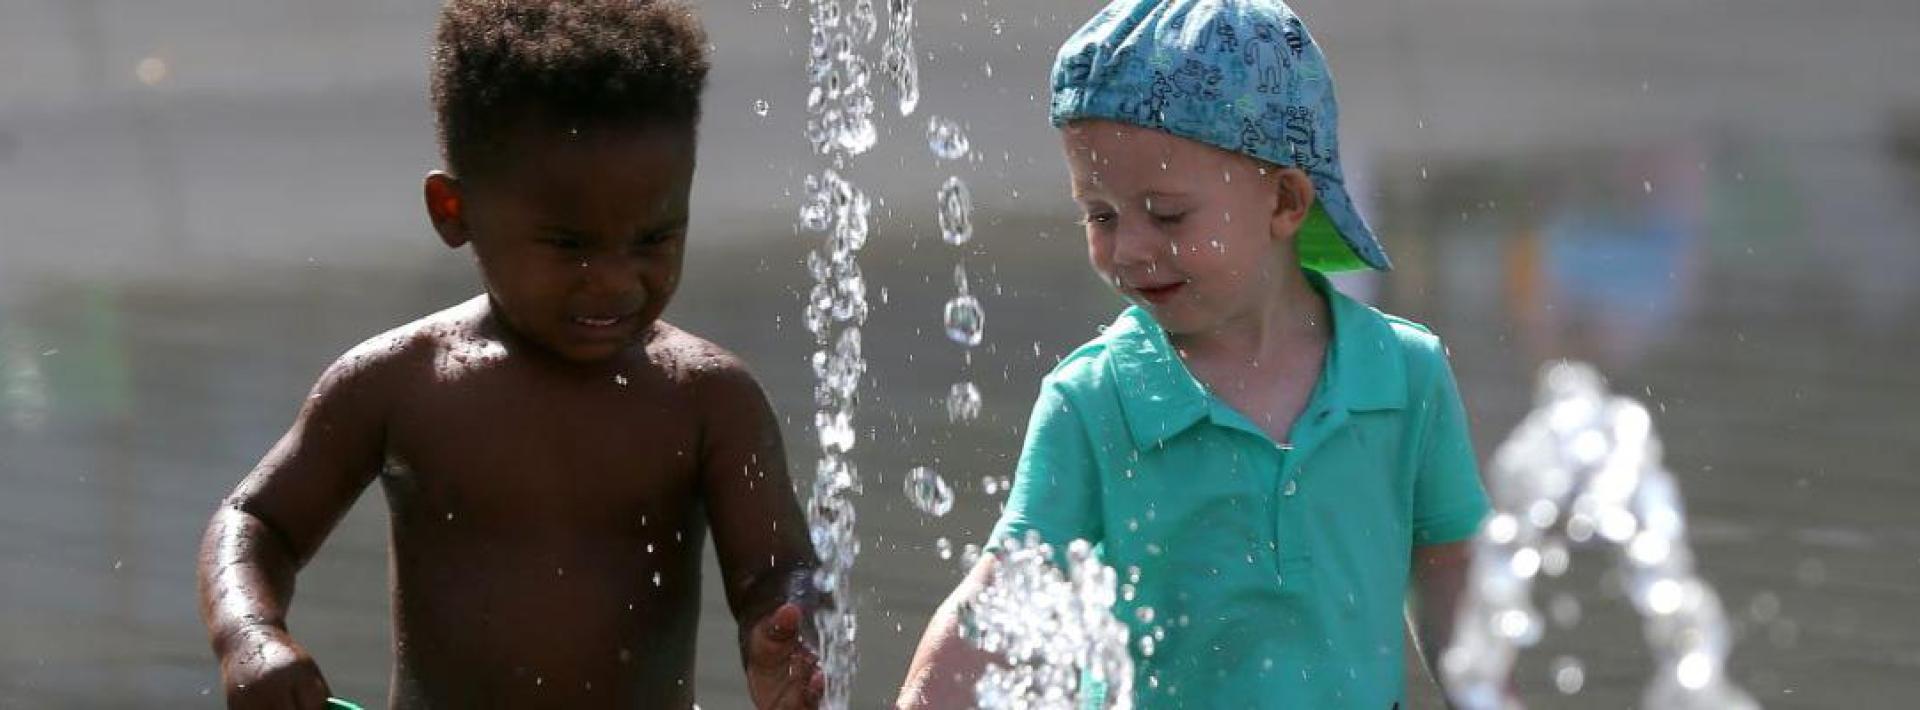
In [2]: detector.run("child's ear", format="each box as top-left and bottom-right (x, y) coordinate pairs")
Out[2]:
(1268, 168), (1317, 243)
(424, 171), (469, 249)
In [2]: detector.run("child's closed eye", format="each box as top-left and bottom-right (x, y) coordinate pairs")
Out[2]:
(633, 229), (684, 248)
(539, 235), (587, 251)
(1076, 211), (1117, 227)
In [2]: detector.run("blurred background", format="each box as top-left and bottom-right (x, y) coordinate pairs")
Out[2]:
(3, 0), (1918, 706)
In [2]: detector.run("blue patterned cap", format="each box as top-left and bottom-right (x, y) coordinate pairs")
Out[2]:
(1050, 0), (1390, 272)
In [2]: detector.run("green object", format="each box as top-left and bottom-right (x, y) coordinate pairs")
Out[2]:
(988, 271), (1490, 706)
(326, 699), (366, 710)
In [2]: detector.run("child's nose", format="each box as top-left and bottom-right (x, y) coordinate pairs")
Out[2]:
(1110, 221), (1163, 268)
(577, 253), (645, 294)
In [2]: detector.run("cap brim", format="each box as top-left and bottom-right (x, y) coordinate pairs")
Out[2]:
(1299, 179), (1391, 273)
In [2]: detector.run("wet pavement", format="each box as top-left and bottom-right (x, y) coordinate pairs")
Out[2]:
(4, 0), (1919, 707)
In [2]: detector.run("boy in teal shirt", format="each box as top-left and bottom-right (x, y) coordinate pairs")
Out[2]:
(900, 0), (1489, 706)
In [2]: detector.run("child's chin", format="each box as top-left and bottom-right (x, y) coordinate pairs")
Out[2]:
(1134, 301), (1194, 328)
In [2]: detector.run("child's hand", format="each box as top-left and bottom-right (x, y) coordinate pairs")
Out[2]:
(218, 626), (332, 710)
(746, 602), (825, 710)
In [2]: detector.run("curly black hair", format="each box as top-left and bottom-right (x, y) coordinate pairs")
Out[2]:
(430, 0), (710, 179)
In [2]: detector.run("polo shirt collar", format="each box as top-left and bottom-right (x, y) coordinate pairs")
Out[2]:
(1105, 270), (1407, 450)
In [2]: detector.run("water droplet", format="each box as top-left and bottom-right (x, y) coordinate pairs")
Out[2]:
(1485, 514), (1519, 544)
(1676, 651), (1713, 690)
(935, 537), (953, 559)
(753, 99), (771, 117)
(944, 295), (984, 347)
(927, 116), (970, 160)
(904, 466), (954, 517)
(652, 572), (663, 587)
(1495, 609), (1537, 641)
(1552, 656), (1585, 694)
(816, 409), (857, 452)
(937, 176), (973, 245)
(1510, 546), (1541, 578)
(1645, 579), (1684, 615)
(613, 374), (628, 386)
(946, 381), (982, 421)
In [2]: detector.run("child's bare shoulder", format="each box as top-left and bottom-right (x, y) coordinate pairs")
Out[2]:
(314, 297), (491, 394)
(643, 321), (769, 409)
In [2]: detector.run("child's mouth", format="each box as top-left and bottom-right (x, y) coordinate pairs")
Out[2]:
(573, 315), (624, 328)
(1132, 281), (1186, 304)
(567, 311), (641, 338)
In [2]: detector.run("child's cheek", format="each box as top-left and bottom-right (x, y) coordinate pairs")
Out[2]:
(1087, 233), (1115, 277)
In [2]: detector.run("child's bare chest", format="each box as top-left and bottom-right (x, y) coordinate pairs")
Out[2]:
(380, 365), (704, 534)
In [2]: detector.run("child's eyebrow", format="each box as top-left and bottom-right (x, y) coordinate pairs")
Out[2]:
(640, 216), (690, 233)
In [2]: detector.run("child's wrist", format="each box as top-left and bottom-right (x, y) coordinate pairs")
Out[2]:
(213, 617), (290, 656)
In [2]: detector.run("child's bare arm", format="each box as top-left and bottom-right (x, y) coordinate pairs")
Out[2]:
(197, 346), (392, 707)
(1408, 540), (1473, 701)
(897, 556), (1000, 709)
(696, 360), (821, 708)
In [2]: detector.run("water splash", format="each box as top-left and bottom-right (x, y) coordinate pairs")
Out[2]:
(944, 264), (985, 347)
(904, 465), (955, 517)
(963, 535), (1135, 709)
(944, 296), (985, 347)
(938, 176), (975, 246)
(1442, 362), (1759, 710)
(927, 116), (971, 160)
(880, 0), (919, 115)
(946, 381), (982, 422)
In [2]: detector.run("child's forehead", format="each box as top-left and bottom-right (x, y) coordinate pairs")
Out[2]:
(1063, 120), (1257, 185)
(477, 116), (696, 183)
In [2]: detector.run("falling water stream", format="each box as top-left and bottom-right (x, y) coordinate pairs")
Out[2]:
(1443, 362), (1759, 710)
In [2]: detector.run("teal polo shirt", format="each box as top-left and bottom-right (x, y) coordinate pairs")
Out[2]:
(988, 275), (1490, 708)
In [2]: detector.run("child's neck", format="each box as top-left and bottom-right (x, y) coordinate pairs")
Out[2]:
(1170, 269), (1331, 444)
(1171, 268), (1330, 370)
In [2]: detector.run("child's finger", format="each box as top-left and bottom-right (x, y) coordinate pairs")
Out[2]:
(766, 602), (802, 640)
(749, 603), (805, 665)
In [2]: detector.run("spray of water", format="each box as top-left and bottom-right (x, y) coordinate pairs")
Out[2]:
(961, 535), (1136, 710)
(796, 0), (916, 704)
(1442, 361), (1759, 710)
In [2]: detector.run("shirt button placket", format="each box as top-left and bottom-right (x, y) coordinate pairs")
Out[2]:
(1272, 445), (1293, 585)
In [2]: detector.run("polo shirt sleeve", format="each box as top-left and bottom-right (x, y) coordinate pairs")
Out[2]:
(988, 378), (1105, 555)
(1411, 350), (1491, 546)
